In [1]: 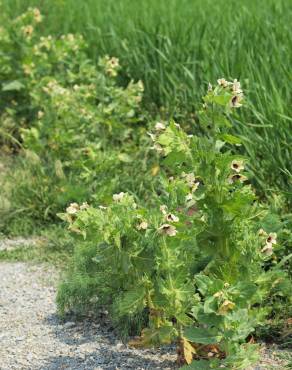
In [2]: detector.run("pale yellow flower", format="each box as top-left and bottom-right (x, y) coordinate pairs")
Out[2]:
(155, 122), (166, 131)
(37, 111), (44, 119)
(33, 8), (42, 23)
(137, 221), (148, 230)
(231, 160), (244, 173)
(213, 291), (224, 298)
(182, 173), (200, 192)
(217, 78), (229, 88)
(66, 202), (79, 215)
(228, 173), (248, 184)
(137, 80), (144, 91)
(21, 25), (34, 38)
(218, 300), (235, 315)
(23, 63), (34, 75)
(266, 232), (277, 245)
(109, 57), (119, 68)
(258, 228), (267, 237)
(113, 192), (125, 202)
(184, 172), (196, 186)
(105, 57), (119, 77)
(67, 34), (75, 42)
(106, 68), (117, 77)
(230, 94), (243, 108)
(165, 213), (179, 223)
(232, 79), (242, 95)
(158, 224), (177, 236)
(261, 243), (273, 256)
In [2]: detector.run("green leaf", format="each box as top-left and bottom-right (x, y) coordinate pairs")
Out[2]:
(184, 327), (222, 344)
(219, 134), (242, 145)
(203, 296), (218, 314)
(195, 275), (224, 295)
(213, 93), (231, 106)
(195, 275), (212, 295)
(2, 80), (25, 92)
(129, 325), (175, 347)
(196, 311), (224, 327)
(222, 192), (253, 216)
(116, 286), (146, 315)
(163, 151), (187, 166)
(231, 282), (257, 304)
(157, 132), (173, 146)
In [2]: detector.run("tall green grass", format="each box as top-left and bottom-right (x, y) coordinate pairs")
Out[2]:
(2, 0), (291, 204)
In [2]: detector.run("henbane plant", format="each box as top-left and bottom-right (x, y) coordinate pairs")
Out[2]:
(1, 7), (156, 232)
(59, 79), (285, 369)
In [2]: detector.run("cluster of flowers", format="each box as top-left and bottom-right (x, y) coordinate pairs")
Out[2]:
(42, 80), (69, 96)
(60, 33), (83, 52)
(228, 160), (247, 184)
(41, 78), (97, 121)
(181, 172), (200, 203)
(113, 192), (181, 236)
(157, 205), (179, 236)
(66, 202), (89, 215)
(65, 202), (89, 226)
(102, 56), (120, 77)
(34, 35), (54, 51)
(66, 192), (183, 238)
(216, 78), (244, 108)
(22, 62), (35, 76)
(148, 121), (180, 154)
(112, 192), (180, 236)
(32, 33), (85, 62)
(16, 8), (42, 40)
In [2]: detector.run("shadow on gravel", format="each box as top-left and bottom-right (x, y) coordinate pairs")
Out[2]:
(43, 313), (116, 345)
(40, 314), (177, 370)
(37, 348), (176, 370)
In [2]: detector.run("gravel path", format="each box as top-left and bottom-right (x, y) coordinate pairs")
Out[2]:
(0, 262), (176, 370)
(0, 261), (290, 370)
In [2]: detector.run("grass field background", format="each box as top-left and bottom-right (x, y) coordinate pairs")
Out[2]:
(2, 0), (291, 204)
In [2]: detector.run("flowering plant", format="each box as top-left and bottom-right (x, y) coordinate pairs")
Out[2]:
(59, 79), (286, 368)
(19, 49), (146, 210)
(0, 8), (154, 227)
(0, 7), (43, 147)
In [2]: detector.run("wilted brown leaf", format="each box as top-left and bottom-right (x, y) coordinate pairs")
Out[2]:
(177, 337), (196, 365)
